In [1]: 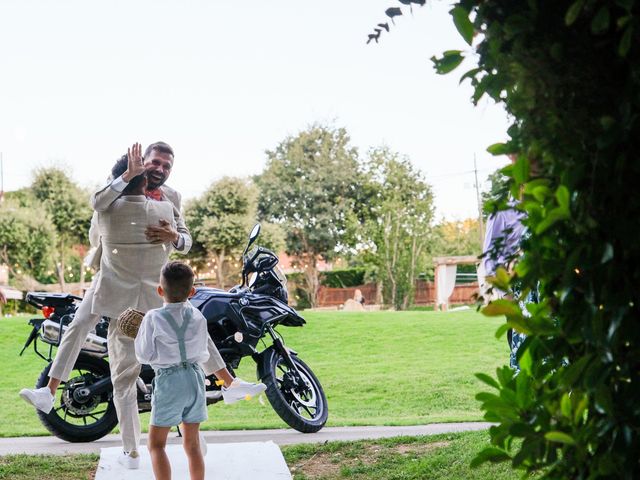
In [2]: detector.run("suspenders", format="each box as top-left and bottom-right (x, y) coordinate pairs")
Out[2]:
(157, 307), (193, 368)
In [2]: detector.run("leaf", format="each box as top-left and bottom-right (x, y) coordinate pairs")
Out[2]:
(495, 322), (511, 340)
(483, 299), (520, 317)
(601, 243), (614, 263)
(495, 266), (511, 289)
(459, 67), (481, 85)
(565, 0), (585, 26)
(476, 372), (500, 390)
(486, 143), (510, 155)
(555, 185), (570, 213)
(450, 6), (474, 45)
(591, 6), (610, 34)
(470, 447), (510, 468)
(561, 393), (572, 418)
(574, 395), (588, 424)
(599, 116), (615, 130)
(545, 431), (576, 445)
(431, 50), (464, 75)
(513, 156), (529, 184)
(535, 207), (569, 234)
(618, 25), (633, 57)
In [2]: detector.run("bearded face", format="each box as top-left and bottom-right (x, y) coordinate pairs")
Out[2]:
(144, 150), (173, 190)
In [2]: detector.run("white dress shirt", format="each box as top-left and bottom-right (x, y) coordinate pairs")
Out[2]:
(134, 301), (210, 369)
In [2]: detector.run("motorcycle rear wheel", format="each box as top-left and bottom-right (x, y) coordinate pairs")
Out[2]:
(35, 354), (118, 443)
(260, 349), (328, 433)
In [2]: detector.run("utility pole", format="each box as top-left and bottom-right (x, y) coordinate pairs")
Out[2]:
(473, 154), (484, 246)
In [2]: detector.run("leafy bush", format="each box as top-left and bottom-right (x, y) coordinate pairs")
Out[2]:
(431, 0), (639, 478)
(320, 268), (366, 288)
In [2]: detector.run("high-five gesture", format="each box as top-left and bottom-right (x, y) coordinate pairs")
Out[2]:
(122, 143), (145, 182)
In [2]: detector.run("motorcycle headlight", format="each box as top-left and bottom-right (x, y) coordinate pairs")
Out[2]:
(248, 272), (258, 287)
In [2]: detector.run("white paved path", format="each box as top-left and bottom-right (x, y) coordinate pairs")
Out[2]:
(95, 442), (291, 480)
(0, 422), (491, 456)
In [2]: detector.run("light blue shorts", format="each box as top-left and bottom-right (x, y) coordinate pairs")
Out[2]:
(150, 362), (208, 427)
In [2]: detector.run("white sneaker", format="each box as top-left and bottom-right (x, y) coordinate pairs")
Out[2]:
(198, 431), (208, 457)
(221, 378), (267, 405)
(19, 387), (55, 414)
(117, 450), (140, 469)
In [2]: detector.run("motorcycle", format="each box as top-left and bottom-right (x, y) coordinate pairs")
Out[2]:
(20, 223), (328, 442)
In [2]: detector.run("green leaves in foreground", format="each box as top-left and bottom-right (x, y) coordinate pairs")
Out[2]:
(431, 50), (464, 74)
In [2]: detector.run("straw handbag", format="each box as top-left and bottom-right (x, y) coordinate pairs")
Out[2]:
(116, 308), (145, 339)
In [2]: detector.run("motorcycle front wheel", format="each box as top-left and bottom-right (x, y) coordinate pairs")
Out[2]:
(260, 348), (328, 433)
(35, 353), (118, 442)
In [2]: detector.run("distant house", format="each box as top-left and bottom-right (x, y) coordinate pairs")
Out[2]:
(277, 252), (334, 275)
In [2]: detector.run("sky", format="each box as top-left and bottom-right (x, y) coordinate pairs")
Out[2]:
(0, 0), (511, 220)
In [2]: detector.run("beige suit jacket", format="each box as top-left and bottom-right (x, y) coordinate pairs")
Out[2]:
(85, 181), (191, 269)
(91, 195), (176, 318)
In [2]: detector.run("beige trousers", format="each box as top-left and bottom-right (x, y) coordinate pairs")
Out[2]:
(49, 277), (102, 382)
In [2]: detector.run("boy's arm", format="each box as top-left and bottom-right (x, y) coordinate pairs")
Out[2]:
(134, 312), (156, 365)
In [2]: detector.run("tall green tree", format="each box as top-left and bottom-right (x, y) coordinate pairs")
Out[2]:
(185, 177), (283, 289)
(31, 167), (92, 290)
(359, 147), (435, 310)
(0, 199), (57, 287)
(257, 124), (361, 307)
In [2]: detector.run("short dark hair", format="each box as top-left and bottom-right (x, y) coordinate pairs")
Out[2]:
(160, 261), (195, 302)
(144, 141), (174, 159)
(111, 154), (145, 193)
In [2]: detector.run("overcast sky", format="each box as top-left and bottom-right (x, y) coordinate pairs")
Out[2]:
(0, 0), (511, 220)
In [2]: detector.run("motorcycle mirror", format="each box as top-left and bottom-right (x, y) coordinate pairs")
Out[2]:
(248, 223), (261, 244)
(242, 223), (262, 272)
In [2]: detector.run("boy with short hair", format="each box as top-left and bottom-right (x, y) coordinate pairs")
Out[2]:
(135, 261), (265, 480)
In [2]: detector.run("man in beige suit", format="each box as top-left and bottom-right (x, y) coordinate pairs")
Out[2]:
(20, 142), (192, 412)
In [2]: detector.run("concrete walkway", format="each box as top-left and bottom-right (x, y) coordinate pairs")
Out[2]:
(0, 422), (491, 456)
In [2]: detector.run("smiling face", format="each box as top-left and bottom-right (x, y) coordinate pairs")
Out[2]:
(144, 149), (173, 190)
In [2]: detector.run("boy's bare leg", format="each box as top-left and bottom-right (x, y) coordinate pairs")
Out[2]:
(181, 422), (205, 480)
(148, 425), (172, 480)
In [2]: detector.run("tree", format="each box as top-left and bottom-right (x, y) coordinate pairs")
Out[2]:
(185, 177), (284, 289)
(0, 199), (57, 286)
(359, 147), (435, 309)
(31, 167), (92, 290)
(426, 0), (640, 477)
(257, 124), (361, 307)
(433, 218), (482, 257)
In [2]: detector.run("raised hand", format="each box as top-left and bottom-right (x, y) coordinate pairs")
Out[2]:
(122, 143), (145, 182)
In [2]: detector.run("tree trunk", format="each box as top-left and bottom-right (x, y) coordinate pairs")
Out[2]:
(216, 252), (226, 289)
(56, 238), (66, 291)
(304, 257), (320, 308)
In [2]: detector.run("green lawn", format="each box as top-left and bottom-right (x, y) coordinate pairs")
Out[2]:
(0, 310), (506, 437)
(0, 431), (519, 479)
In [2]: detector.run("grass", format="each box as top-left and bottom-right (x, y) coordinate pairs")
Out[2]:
(0, 431), (519, 479)
(283, 430), (519, 479)
(0, 454), (99, 480)
(0, 310), (506, 437)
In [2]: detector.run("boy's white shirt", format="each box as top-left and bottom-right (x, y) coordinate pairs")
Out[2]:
(134, 301), (210, 369)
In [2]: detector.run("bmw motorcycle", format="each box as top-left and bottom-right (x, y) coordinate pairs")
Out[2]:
(20, 224), (328, 442)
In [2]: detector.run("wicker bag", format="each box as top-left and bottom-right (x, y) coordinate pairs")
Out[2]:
(117, 308), (145, 339)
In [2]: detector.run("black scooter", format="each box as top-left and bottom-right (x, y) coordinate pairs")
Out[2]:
(20, 223), (328, 442)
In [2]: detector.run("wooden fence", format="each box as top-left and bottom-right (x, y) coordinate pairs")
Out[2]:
(317, 281), (478, 307)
